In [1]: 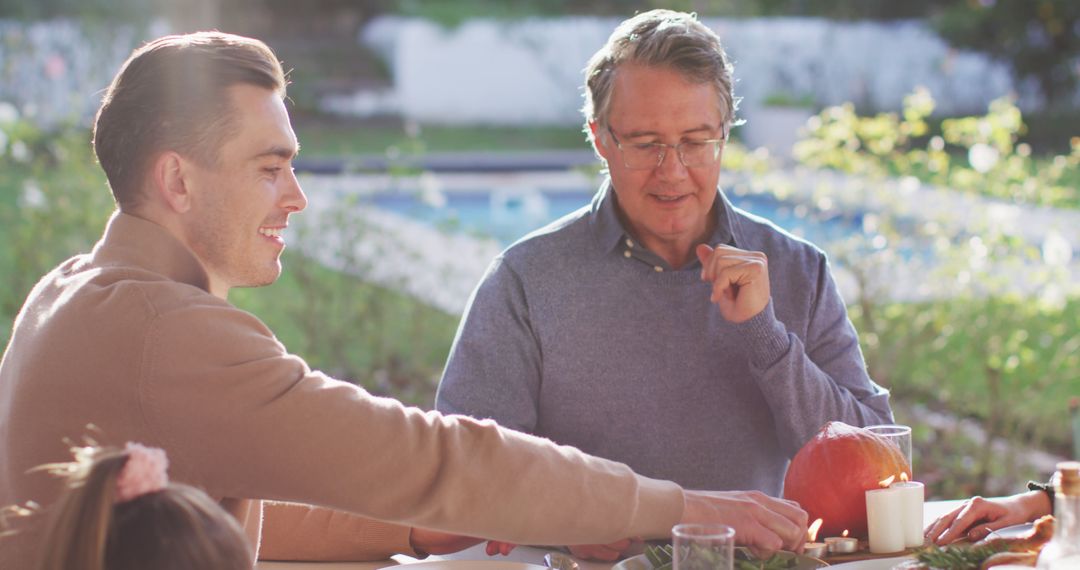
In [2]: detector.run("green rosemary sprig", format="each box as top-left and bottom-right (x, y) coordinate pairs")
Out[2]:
(914, 542), (1009, 570)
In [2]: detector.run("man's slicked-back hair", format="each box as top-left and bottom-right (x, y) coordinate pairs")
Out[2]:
(582, 10), (739, 146)
(92, 31), (286, 211)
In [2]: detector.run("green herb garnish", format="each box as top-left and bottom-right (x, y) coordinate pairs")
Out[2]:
(734, 549), (796, 570)
(914, 542), (1009, 570)
(644, 543), (674, 570)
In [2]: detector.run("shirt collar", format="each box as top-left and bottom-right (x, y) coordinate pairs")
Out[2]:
(589, 177), (742, 257)
(89, 211), (212, 292)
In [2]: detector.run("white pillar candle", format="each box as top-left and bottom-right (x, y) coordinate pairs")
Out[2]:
(892, 481), (925, 548)
(866, 487), (905, 554)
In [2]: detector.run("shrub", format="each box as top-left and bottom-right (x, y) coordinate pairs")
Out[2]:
(795, 89), (1079, 495)
(0, 107), (112, 347)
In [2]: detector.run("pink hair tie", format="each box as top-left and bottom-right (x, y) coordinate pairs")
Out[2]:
(115, 442), (169, 503)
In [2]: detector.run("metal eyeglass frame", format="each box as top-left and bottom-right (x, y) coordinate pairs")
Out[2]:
(606, 125), (728, 170)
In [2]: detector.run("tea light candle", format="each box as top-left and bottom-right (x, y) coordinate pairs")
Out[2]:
(892, 480), (925, 548)
(825, 536), (859, 554)
(804, 517), (825, 559)
(866, 485), (905, 553)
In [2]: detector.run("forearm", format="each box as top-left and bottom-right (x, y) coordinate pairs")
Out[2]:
(736, 302), (893, 455)
(259, 502), (415, 561)
(248, 388), (683, 547)
(1020, 487), (1054, 518)
(150, 304), (682, 552)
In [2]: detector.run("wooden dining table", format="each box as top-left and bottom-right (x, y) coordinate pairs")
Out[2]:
(256, 500), (965, 570)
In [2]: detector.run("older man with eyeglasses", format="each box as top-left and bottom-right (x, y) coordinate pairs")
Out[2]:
(436, 10), (893, 561)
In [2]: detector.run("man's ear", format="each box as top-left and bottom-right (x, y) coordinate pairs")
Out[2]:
(151, 151), (193, 214)
(588, 121), (610, 161)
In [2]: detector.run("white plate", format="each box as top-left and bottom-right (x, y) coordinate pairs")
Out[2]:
(385, 562), (548, 570)
(988, 522), (1034, 540)
(827, 556), (912, 569)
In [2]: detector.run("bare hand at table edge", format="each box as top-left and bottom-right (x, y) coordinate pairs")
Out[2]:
(923, 490), (1052, 545)
(682, 489), (808, 558)
(485, 540), (517, 557)
(409, 527), (484, 556)
(696, 244), (770, 324)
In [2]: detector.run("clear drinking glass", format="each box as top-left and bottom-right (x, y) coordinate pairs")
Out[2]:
(866, 424), (913, 476)
(672, 524), (735, 570)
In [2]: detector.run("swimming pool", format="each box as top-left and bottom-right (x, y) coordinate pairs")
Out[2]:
(366, 188), (866, 248)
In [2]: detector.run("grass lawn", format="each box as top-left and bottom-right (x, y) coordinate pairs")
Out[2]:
(293, 116), (588, 158)
(228, 251), (459, 408)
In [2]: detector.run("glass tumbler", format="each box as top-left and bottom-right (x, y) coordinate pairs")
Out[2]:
(672, 523), (734, 570)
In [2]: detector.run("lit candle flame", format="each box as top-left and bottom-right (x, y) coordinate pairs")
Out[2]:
(900, 472), (909, 482)
(842, 530), (849, 538)
(808, 518), (823, 542)
(879, 475), (896, 487)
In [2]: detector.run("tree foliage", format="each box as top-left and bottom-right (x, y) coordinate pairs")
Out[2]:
(934, 0), (1080, 108)
(0, 0), (167, 22)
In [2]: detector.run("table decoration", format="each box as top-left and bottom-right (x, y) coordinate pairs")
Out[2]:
(866, 476), (905, 554)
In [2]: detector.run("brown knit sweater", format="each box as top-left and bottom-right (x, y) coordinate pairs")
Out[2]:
(0, 212), (683, 568)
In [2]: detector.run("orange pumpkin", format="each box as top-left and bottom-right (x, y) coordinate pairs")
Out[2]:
(783, 421), (912, 538)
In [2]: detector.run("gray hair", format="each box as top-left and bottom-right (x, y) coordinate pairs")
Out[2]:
(582, 10), (739, 145)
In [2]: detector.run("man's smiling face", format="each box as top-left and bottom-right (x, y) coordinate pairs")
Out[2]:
(181, 83), (307, 296)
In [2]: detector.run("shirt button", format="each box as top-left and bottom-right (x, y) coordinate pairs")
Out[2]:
(623, 250), (632, 258)
(625, 238), (634, 248)
(654, 266), (663, 272)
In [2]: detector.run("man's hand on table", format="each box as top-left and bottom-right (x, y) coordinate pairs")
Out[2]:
(480, 491), (806, 562)
(683, 489), (808, 558)
(924, 491), (1052, 545)
(696, 244), (770, 324)
(409, 527), (484, 556)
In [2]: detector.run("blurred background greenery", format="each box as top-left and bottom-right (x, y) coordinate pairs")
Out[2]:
(1, 0), (1077, 501)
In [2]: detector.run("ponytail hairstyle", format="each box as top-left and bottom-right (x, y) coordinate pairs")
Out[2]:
(35, 443), (253, 570)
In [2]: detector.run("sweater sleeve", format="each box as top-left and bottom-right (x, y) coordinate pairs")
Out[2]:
(735, 254), (894, 457)
(436, 256), (541, 433)
(139, 297), (684, 548)
(258, 502), (415, 561)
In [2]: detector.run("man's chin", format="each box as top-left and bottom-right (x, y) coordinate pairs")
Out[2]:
(238, 267), (283, 289)
(648, 222), (700, 241)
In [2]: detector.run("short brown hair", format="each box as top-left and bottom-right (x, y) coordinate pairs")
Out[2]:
(93, 31), (286, 211)
(582, 10), (739, 145)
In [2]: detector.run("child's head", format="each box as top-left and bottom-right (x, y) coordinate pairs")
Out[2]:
(36, 442), (253, 570)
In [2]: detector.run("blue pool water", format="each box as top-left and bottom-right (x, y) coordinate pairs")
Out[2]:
(367, 189), (865, 249)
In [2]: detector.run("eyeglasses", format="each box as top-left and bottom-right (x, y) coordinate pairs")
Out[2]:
(606, 125), (727, 170)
